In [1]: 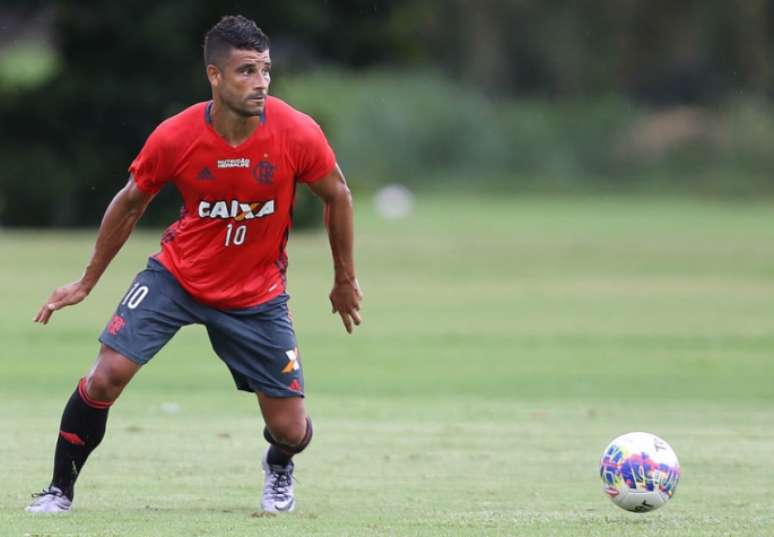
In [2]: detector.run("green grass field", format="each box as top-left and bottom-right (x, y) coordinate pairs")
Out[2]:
(1, 194), (773, 536)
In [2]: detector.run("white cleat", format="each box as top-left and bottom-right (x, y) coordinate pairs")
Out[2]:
(25, 486), (72, 513)
(261, 454), (295, 513)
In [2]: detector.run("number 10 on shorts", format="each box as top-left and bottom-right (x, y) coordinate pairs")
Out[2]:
(122, 283), (149, 309)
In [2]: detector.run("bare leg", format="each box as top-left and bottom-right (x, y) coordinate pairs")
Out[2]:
(84, 344), (142, 402)
(257, 393), (308, 447)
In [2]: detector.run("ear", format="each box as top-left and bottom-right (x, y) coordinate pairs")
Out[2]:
(206, 64), (221, 87)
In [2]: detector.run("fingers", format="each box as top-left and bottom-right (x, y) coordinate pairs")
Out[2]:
(34, 289), (60, 324)
(335, 306), (362, 334)
(330, 282), (363, 334)
(33, 285), (84, 325)
(339, 311), (353, 334)
(34, 303), (56, 324)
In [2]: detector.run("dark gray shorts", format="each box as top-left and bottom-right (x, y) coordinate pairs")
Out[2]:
(99, 258), (304, 397)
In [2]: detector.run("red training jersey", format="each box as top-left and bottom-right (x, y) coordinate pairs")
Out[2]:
(129, 97), (336, 309)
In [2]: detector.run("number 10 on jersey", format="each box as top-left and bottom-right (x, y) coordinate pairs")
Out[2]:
(225, 223), (247, 246)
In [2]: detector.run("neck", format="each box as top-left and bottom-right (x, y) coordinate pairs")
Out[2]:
(209, 100), (261, 147)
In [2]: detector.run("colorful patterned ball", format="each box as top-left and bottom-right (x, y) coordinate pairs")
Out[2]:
(599, 432), (680, 512)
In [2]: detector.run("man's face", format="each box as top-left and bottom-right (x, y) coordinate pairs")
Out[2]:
(210, 48), (271, 117)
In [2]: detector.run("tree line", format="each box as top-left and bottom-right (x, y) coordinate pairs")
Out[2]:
(2, 0), (773, 226)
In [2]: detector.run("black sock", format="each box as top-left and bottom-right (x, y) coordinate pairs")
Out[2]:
(266, 444), (293, 467)
(50, 379), (111, 499)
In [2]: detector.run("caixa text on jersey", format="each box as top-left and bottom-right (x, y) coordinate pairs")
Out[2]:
(198, 199), (275, 221)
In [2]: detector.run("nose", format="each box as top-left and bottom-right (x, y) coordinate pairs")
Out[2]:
(255, 72), (269, 89)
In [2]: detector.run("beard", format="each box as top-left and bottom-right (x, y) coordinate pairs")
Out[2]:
(222, 92), (264, 118)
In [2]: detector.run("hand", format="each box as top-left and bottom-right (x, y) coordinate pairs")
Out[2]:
(330, 279), (363, 334)
(34, 280), (91, 325)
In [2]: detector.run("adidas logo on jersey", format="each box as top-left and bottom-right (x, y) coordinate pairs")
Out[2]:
(197, 167), (214, 180)
(198, 199), (275, 220)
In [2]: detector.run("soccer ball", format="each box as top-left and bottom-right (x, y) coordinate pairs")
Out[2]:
(599, 432), (680, 513)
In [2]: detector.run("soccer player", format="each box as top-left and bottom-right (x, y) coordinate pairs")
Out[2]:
(26, 15), (361, 514)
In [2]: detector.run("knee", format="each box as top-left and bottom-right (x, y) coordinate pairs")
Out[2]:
(267, 416), (308, 447)
(85, 368), (128, 402)
(265, 416), (313, 452)
(84, 346), (138, 402)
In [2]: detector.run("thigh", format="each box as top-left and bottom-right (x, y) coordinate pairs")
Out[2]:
(206, 294), (304, 397)
(99, 261), (198, 365)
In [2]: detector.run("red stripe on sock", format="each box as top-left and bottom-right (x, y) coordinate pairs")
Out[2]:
(59, 430), (86, 446)
(77, 378), (113, 410)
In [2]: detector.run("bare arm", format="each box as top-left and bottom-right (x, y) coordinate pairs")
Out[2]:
(306, 164), (362, 334)
(34, 176), (154, 324)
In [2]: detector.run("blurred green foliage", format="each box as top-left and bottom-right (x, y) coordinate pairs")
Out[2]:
(282, 69), (774, 197)
(0, 42), (59, 91)
(3, 0), (774, 227)
(0, 0), (411, 228)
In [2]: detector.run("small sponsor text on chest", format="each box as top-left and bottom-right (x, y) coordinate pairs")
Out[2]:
(217, 158), (251, 169)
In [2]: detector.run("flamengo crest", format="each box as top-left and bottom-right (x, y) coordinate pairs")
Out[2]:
(254, 159), (275, 184)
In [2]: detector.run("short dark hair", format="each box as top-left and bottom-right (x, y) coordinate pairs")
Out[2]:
(203, 15), (270, 68)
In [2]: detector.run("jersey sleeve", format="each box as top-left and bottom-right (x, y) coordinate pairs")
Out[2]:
(293, 115), (336, 183)
(128, 125), (175, 195)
